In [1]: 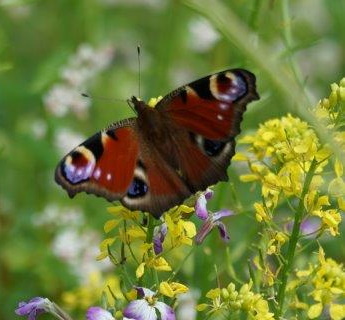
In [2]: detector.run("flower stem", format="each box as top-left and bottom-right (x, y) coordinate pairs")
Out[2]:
(275, 158), (318, 317)
(146, 214), (155, 243)
(51, 303), (74, 320)
(146, 214), (160, 289)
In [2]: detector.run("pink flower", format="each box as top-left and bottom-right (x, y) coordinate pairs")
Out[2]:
(195, 189), (234, 244)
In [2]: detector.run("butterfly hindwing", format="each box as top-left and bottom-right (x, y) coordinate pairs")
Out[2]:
(55, 118), (191, 218)
(120, 138), (191, 217)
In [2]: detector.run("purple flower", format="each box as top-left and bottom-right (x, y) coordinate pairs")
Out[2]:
(153, 223), (167, 255)
(123, 287), (176, 320)
(15, 297), (50, 320)
(86, 307), (115, 320)
(195, 188), (214, 220)
(286, 218), (320, 238)
(195, 189), (234, 244)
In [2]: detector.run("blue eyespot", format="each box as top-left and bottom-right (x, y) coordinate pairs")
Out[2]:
(203, 139), (226, 156)
(127, 178), (148, 198)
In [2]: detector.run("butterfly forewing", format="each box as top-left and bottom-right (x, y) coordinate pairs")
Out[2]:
(156, 68), (259, 140)
(55, 119), (139, 202)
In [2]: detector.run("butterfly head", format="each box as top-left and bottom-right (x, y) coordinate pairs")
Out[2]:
(130, 96), (148, 113)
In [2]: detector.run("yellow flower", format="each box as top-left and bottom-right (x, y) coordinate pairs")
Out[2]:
(97, 237), (116, 260)
(197, 281), (275, 319)
(159, 281), (189, 298)
(61, 271), (122, 310)
(267, 231), (288, 255)
(164, 210), (196, 248)
(253, 202), (271, 222)
(330, 304), (345, 320)
(297, 247), (345, 320)
(135, 256), (172, 278)
(106, 206), (140, 229)
(308, 303), (323, 319)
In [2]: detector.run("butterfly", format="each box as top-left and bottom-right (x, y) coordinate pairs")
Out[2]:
(55, 69), (259, 218)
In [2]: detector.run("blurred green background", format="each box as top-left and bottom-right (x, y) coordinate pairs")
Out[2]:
(1, 0), (344, 319)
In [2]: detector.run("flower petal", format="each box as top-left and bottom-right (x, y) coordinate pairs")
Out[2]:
(204, 188), (214, 200)
(15, 297), (49, 319)
(153, 223), (167, 255)
(86, 307), (114, 320)
(215, 221), (230, 242)
(123, 300), (157, 320)
(213, 209), (233, 221)
(155, 301), (176, 320)
(134, 286), (156, 298)
(195, 194), (208, 220)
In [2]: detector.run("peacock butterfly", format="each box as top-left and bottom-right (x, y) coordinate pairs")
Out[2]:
(55, 69), (259, 218)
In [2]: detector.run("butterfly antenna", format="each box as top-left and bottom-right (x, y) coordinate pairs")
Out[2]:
(126, 98), (137, 114)
(81, 92), (126, 104)
(137, 45), (141, 99)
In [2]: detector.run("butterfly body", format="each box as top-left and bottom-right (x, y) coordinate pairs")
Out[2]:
(55, 69), (259, 218)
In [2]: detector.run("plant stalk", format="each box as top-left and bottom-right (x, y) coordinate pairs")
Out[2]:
(275, 158), (318, 318)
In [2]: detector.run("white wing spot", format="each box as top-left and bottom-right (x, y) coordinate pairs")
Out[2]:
(106, 173), (112, 181)
(219, 103), (229, 110)
(217, 114), (224, 120)
(93, 167), (101, 180)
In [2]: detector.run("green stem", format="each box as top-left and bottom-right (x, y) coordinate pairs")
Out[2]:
(275, 158), (318, 318)
(168, 247), (195, 282)
(145, 215), (160, 289)
(146, 214), (155, 243)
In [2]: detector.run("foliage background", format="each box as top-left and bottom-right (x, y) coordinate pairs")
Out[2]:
(0, 0), (344, 319)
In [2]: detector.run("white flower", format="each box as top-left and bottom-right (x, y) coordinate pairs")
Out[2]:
(123, 287), (176, 320)
(33, 204), (84, 227)
(86, 306), (115, 320)
(44, 84), (91, 118)
(188, 18), (220, 52)
(30, 119), (47, 139)
(44, 43), (114, 118)
(54, 127), (85, 156)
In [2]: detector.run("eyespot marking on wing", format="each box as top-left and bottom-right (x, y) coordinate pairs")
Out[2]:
(62, 146), (96, 184)
(127, 178), (149, 198)
(209, 72), (247, 102)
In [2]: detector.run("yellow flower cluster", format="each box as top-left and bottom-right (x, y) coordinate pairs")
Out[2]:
(315, 77), (345, 130)
(315, 77), (345, 226)
(234, 114), (330, 211)
(295, 247), (345, 320)
(164, 205), (196, 248)
(234, 100), (345, 237)
(197, 280), (275, 319)
(61, 271), (122, 310)
(159, 281), (189, 298)
(97, 205), (196, 280)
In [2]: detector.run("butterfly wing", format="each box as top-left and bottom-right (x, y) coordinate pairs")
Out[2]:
(120, 137), (191, 218)
(55, 118), (140, 202)
(154, 68), (259, 192)
(155, 68), (259, 140)
(55, 118), (191, 218)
